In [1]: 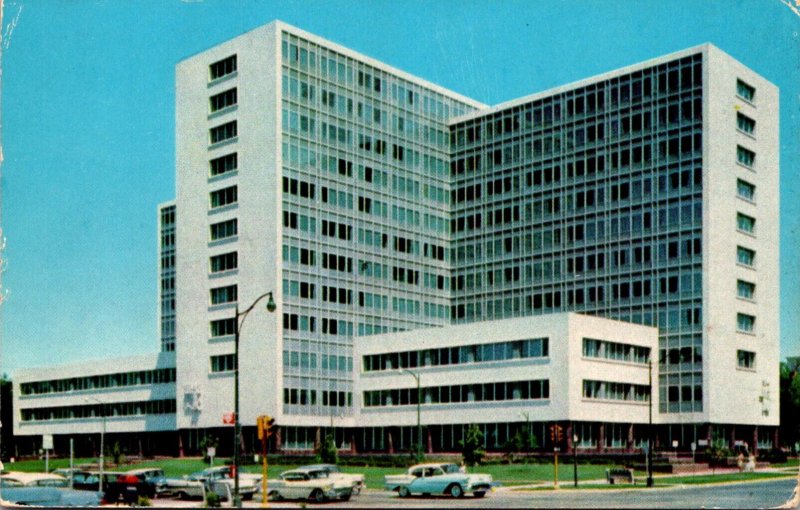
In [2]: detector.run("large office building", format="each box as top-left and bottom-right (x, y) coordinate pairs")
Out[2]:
(13, 21), (779, 457)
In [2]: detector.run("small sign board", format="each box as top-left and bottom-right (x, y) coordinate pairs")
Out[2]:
(42, 434), (54, 450)
(690, 442), (696, 451)
(207, 447), (216, 460)
(698, 439), (709, 446)
(553, 447), (561, 452)
(672, 440), (679, 448)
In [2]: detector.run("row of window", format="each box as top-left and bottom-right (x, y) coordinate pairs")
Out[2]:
(582, 380), (650, 402)
(362, 337), (549, 372)
(582, 338), (651, 364)
(363, 379), (550, 407)
(20, 368), (177, 396)
(283, 387), (353, 407)
(283, 350), (353, 372)
(20, 399), (177, 422)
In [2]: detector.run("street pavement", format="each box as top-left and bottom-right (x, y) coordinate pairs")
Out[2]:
(147, 467), (800, 509)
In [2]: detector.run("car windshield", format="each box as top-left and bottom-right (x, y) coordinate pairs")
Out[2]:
(442, 464), (461, 473)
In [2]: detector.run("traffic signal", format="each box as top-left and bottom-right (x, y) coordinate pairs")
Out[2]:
(257, 415), (277, 440)
(549, 424), (563, 443)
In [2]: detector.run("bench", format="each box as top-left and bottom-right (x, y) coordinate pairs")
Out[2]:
(605, 468), (635, 485)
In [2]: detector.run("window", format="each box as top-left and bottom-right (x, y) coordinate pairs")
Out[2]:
(210, 354), (236, 373)
(736, 112), (755, 134)
(210, 219), (237, 240)
(737, 179), (755, 201)
(210, 285), (237, 305)
(210, 318), (236, 337)
(210, 153), (237, 177)
(737, 350), (756, 369)
(210, 186), (237, 209)
(736, 79), (755, 102)
(737, 313), (755, 333)
(737, 246), (755, 267)
(737, 280), (755, 300)
(210, 121), (238, 144)
(210, 55), (237, 81)
(210, 88), (237, 113)
(210, 252), (237, 273)
(737, 213), (755, 234)
(737, 146), (755, 167)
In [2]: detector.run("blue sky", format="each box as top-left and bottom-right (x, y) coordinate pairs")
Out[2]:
(1, 0), (798, 374)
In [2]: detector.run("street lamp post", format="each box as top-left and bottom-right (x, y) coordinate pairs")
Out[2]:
(573, 434), (579, 488)
(402, 370), (422, 460)
(647, 359), (654, 488)
(233, 291), (276, 508)
(84, 397), (107, 494)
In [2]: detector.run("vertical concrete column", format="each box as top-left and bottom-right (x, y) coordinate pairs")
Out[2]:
(729, 426), (736, 451)
(274, 428), (282, 452)
(598, 423), (605, 453)
(627, 424), (635, 453)
(566, 423), (574, 453)
(427, 428), (433, 454)
(387, 430), (394, 454)
(752, 426), (759, 457)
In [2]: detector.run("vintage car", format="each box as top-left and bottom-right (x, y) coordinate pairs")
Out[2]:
(384, 463), (493, 498)
(125, 468), (168, 497)
(1, 472), (102, 507)
(297, 463), (366, 494)
(266, 468), (352, 502)
(1, 471), (69, 487)
(164, 466), (260, 500)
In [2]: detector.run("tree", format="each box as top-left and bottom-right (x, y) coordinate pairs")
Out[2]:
(780, 357), (800, 451)
(317, 433), (338, 465)
(459, 424), (485, 466)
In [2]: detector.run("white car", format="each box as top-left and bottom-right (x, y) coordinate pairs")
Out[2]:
(267, 468), (352, 502)
(385, 463), (493, 498)
(1, 471), (69, 487)
(164, 466), (260, 500)
(298, 464), (365, 494)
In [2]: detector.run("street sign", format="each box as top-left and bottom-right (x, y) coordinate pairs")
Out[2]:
(42, 434), (53, 450)
(698, 439), (709, 446)
(223, 412), (235, 425)
(672, 440), (679, 448)
(690, 442), (696, 452)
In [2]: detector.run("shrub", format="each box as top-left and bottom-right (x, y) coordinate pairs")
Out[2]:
(459, 424), (486, 466)
(316, 433), (338, 465)
(136, 495), (152, 507)
(205, 491), (221, 508)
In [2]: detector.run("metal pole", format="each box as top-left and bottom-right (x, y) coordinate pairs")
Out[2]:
(573, 434), (578, 488)
(647, 359), (654, 487)
(70, 439), (74, 489)
(100, 413), (106, 494)
(403, 370), (421, 458)
(233, 304), (241, 508)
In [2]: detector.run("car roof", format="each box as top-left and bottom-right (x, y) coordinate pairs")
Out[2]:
(126, 468), (164, 474)
(1, 472), (66, 484)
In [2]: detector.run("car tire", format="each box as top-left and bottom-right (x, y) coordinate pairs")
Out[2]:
(341, 493), (352, 502)
(268, 491), (282, 501)
(398, 486), (411, 498)
(448, 484), (464, 498)
(177, 491), (188, 500)
(474, 491), (486, 498)
(310, 488), (325, 503)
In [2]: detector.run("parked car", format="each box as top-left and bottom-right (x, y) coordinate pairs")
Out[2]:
(384, 463), (493, 498)
(297, 464), (365, 494)
(1, 471), (69, 487)
(125, 467), (168, 497)
(266, 468), (352, 502)
(1, 486), (103, 507)
(164, 466), (260, 500)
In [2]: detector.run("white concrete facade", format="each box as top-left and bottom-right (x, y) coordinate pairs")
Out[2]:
(13, 353), (176, 437)
(356, 313), (658, 428)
